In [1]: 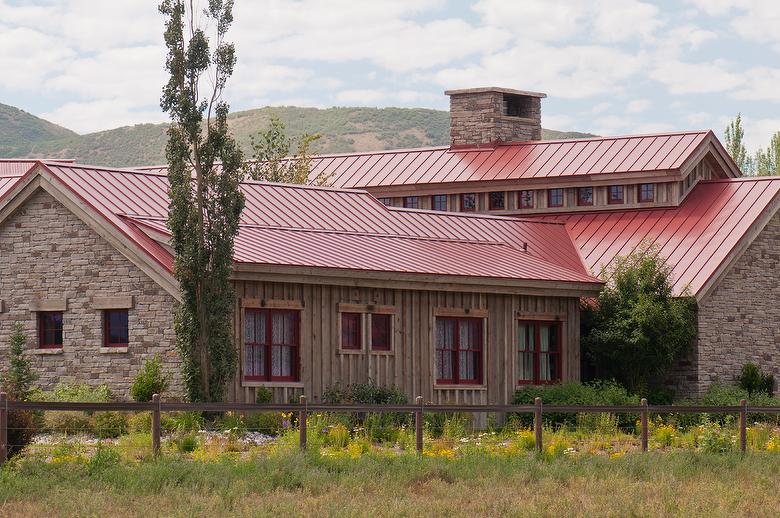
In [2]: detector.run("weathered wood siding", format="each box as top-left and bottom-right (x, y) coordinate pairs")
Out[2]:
(229, 280), (581, 405)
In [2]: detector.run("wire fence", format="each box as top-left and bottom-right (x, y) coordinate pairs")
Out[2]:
(1, 391), (771, 464)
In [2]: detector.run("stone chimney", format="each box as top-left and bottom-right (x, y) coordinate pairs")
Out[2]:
(445, 87), (546, 147)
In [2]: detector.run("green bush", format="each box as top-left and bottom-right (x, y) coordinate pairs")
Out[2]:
(738, 363), (774, 397)
(245, 412), (284, 434)
(44, 411), (95, 435)
(88, 443), (121, 474)
(322, 382), (411, 443)
(94, 412), (128, 439)
(170, 411), (204, 433)
(130, 356), (170, 402)
(34, 382), (115, 436)
(255, 387), (273, 404)
(174, 432), (199, 453)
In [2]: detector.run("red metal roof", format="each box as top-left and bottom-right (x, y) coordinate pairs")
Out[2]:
(305, 131), (723, 189)
(535, 178), (780, 296)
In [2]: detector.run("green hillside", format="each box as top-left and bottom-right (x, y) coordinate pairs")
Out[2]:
(0, 103), (77, 156)
(2, 105), (597, 167)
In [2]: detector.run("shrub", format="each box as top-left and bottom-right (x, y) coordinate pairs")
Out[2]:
(88, 443), (121, 474)
(35, 382), (114, 436)
(1, 324), (39, 456)
(170, 411), (204, 432)
(697, 418), (734, 453)
(255, 387), (273, 404)
(245, 412), (284, 434)
(174, 432), (199, 453)
(322, 381), (410, 443)
(7, 410), (37, 457)
(94, 412), (128, 439)
(325, 423), (350, 448)
(738, 363), (774, 397)
(130, 355), (170, 402)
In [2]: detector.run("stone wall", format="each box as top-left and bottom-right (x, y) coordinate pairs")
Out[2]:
(449, 91), (542, 146)
(0, 189), (183, 399)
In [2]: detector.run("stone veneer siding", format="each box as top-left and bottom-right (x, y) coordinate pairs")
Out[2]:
(449, 91), (541, 146)
(0, 189), (182, 399)
(687, 210), (780, 397)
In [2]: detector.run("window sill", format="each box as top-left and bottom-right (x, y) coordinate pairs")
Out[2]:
(337, 349), (364, 355)
(26, 348), (63, 356)
(241, 381), (304, 388)
(100, 347), (129, 354)
(434, 384), (487, 391)
(370, 350), (394, 356)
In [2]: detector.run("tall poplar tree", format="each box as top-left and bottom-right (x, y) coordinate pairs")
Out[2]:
(724, 113), (752, 174)
(159, 0), (245, 402)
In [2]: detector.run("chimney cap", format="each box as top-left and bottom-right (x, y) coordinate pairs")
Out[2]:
(444, 86), (547, 98)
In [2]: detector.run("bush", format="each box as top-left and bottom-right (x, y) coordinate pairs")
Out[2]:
(130, 355), (170, 402)
(322, 382), (410, 443)
(174, 432), (199, 453)
(8, 410), (37, 457)
(738, 363), (774, 397)
(1, 323), (39, 456)
(245, 412), (284, 434)
(34, 382), (115, 436)
(255, 387), (273, 404)
(94, 412), (128, 439)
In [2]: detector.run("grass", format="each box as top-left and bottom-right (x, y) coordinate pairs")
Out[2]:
(2, 450), (780, 517)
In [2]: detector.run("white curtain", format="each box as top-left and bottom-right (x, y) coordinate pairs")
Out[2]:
(518, 324), (535, 382)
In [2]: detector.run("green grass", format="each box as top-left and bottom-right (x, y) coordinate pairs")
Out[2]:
(2, 451), (780, 516)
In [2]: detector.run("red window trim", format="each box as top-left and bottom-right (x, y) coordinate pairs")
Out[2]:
(517, 320), (562, 385)
(38, 311), (63, 349)
(638, 183), (655, 203)
(244, 308), (300, 382)
(577, 187), (593, 206)
(607, 185), (624, 205)
(547, 188), (564, 208)
(370, 313), (392, 351)
(431, 194), (447, 211)
(435, 316), (483, 385)
(103, 309), (129, 347)
(460, 193), (476, 212)
(518, 190), (534, 209)
(341, 312), (362, 350)
(488, 191), (505, 210)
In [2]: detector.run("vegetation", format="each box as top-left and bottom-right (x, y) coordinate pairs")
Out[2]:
(582, 244), (697, 394)
(1, 324), (38, 456)
(738, 363), (775, 397)
(160, 0), (244, 402)
(130, 356), (171, 402)
(0, 102), (75, 156)
(724, 113), (780, 176)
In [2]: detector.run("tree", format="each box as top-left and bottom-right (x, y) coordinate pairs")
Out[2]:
(724, 114), (752, 174)
(246, 115), (329, 185)
(581, 244), (697, 394)
(1, 323), (37, 400)
(754, 131), (780, 176)
(159, 0), (245, 402)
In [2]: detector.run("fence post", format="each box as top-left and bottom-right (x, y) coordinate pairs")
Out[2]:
(534, 397), (543, 453)
(152, 393), (161, 457)
(640, 398), (648, 453)
(299, 395), (307, 450)
(739, 398), (747, 453)
(415, 396), (424, 454)
(0, 392), (7, 466)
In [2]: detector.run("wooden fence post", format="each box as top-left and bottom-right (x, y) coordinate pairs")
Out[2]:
(415, 396), (424, 454)
(152, 394), (161, 457)
(299, 395), (307, 450)
(739, 398), (747, 453)
(640, 398), (648, 453)
(534, 397), (543, 453)
(0, 392), (7, 466)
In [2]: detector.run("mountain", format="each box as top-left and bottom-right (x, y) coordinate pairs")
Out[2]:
(0, 103), (77, 156)
(1, 105), (598, 167)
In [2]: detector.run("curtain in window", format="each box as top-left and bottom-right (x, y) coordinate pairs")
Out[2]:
(244, 310), (266, 377)
(271, 312), (295, 377)
(518, 324), (535, 382)
(436, 319), (455, 381)
(458, 319), (479, 381)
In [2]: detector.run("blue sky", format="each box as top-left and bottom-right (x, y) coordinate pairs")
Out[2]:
(1, 0), (779, 152)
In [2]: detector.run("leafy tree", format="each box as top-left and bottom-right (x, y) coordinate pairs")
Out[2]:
(159, 0), (245, 402)
(130, 355), (171, 402)
(724, 114), (753, 174)
(246, 115), (329, 185)
(581, 244), (697, 394)
(754, 131), (780, 176)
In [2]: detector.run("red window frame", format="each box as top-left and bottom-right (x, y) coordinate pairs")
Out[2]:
(577, 187), (593, 206)
(517, 321), (562, 385)
(547, 188), (564, 208)
(341, 312), (362, 350)
(488, 191), (505, 210)
(518, 190), (534, 209)
(608, 185), (624, 205)
(638, 183), (655, 203)
(461, 193), (476, 212)
(431, 194), (447, 211)
(402, 196), (419, 209)
(370, 313), (392, 351)
(103, 309), (129, 347)
(243, 309), (300, 382)
(38, 311), (63, 349)
(435, 317), (483, 385)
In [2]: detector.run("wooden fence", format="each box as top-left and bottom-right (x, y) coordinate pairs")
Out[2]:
(1, 391), (773, 464)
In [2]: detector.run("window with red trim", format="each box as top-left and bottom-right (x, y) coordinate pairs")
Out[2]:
(431, 194), (447, 211)
(435, 317), (483, 385)
(577, 187), (593, 206)
(103, 309), (128, 347)
(244, 309), (299, 382)
(547, 188), (564, 208)
(518, 190), (534, 209)
(341, 312), (362, 350)
(608, 185), (624, 204)
(517, 321), (561, 384)
(370, 313), (392, 351)
(403, 196), (419, 209)
(461, 193), (476, 212)
(638, 183), (655, 202)
(38, 311), (63, 349)
(488, 191), (505, 210)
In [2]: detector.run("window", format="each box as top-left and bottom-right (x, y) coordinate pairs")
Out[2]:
(608, 185), (624, 205)
(435, 317), (483, 385)
(547, 188), (564, 208)
(371, 313), (392, 351)
(461, 193), (476, 212)
(341, 312), (362, 350)
(378, 197), (393, 207)
(577, 187), (593, 206)
(403, 196), (419, 209)
(431, 194), (447, 211)
(638, 183), (655, 203)
(518, 190), (534, 209)
(488, 191), (505, 210)
(517, 321), (562, 384)
(244, 309), (299, 382)
(38, 311), (63, 349)
(103, 310), (128, 347)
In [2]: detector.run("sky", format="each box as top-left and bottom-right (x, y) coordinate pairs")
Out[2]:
(1, 0), (779, 152)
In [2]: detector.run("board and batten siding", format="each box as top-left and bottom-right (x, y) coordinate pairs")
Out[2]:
(228, 280), (581, 405)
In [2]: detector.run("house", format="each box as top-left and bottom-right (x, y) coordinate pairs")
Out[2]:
(0, 158), (601, 404)
(300, 87), (780, 397)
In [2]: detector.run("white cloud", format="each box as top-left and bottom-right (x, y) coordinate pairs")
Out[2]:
(732, 68), (780, 102)
(41, 99), (168, 134)
(333, 89), (436, 106)
(742, 116), (780, 153)
(650, 60), (743, 94)
(626, 99), (651, 114)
